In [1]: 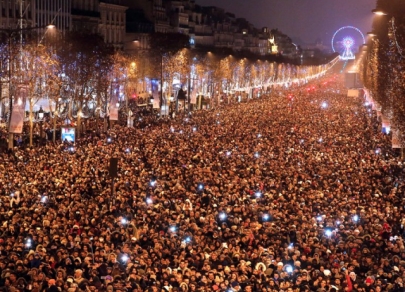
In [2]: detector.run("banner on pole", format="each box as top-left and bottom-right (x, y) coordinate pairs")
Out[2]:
(9, 84), (27, 133)
(382, 116), (391, 128)
(2, 82), (9, 100)
(151, 79), (160, 109)
(109, 83), (119, 121)
(392, 129), (402, 149)
(190, 88), (197, 104)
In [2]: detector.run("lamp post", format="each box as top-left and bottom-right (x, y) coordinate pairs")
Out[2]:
(372, 9), (387, 16)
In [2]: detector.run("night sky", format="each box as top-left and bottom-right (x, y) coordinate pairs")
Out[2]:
(195, 0), (375, 45)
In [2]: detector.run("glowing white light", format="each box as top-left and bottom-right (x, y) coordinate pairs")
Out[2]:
(226, 151), (232, 156)
(321, 102), (328, 109)
(254, 152), (260, 158)
(10, 193), (14, 197)
(41, 196), (47, 203)
(170, 127), (175, 133)
(336, 221), (340, 225)
(69, 147), (75, 152)
(170, 226), (177, 232)
(364, 102), (370, 106)
(150, 180), (157, 187)
(318, 138), (323, 143)
(286, 265), (293, 273)
(185, 237), (191, 243)
(219, 213), (227, 221)
(325, 230), (332, 237)
(107, 137), (112, 143)
(179, 130), (183, 134)
(263, 214), (270, 221)
(353, 215), (359, 222)
(146, 198), (153, 204)
(255, 192), (261, 198)
(257, 134), (262, 138)
(125, 148), (130, 153)
(300, 139), (304, 144)
(317, 216), (323, 221)
(121, 255), (129, 262)
(192, 127), (197, 132)
(375, 149), (380, 154)
(121, 218), (127, 224)
(288, 243), (293, 249)
(198, 184), (204, 190)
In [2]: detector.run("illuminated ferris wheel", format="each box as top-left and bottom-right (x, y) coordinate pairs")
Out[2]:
(331, 26), (366, 60)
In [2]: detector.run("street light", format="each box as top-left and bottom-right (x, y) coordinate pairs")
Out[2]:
(372, 9), (387, 15)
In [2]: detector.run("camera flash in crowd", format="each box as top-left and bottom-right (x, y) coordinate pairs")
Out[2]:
(219, 212), (227, 221)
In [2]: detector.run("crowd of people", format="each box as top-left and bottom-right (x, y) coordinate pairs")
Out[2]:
(0, 72), (404, 292)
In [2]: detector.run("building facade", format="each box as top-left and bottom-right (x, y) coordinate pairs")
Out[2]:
(35, 0), (71, 32)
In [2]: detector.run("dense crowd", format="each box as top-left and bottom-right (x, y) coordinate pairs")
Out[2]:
(0, 73), (404, 292)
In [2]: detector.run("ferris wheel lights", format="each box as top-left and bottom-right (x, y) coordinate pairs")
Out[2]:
(331, 26), (365, 60)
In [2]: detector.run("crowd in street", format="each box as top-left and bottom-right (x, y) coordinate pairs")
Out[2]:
(0, 72), (404, 292)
